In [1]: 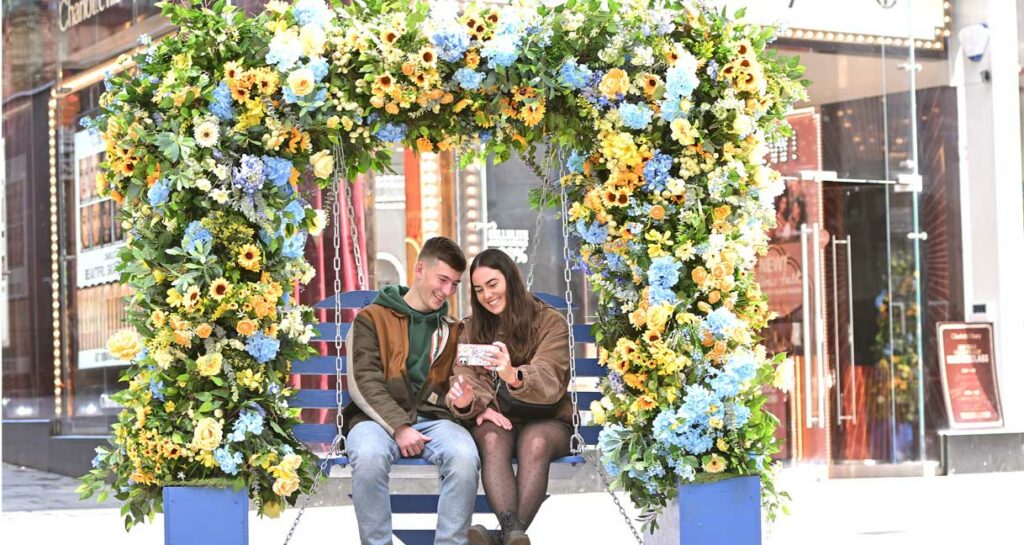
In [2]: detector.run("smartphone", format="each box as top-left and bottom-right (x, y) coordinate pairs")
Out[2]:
(457, 344), (497, 366)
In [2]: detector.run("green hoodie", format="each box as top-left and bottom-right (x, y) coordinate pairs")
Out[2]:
(372, 285), (449, 394)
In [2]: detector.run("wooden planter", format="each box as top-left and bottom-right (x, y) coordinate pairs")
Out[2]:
(163, 486), (248, 545)
(645, 476), (761, 545)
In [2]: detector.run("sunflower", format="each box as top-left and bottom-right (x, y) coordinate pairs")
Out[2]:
(519, 100), (545, 127)
(209, 278), (231, 300)
(703, 454), (727, 473)
(237, 244), (262, 272)
(183, 286), (202, 310)
(418, 46), (436, 66)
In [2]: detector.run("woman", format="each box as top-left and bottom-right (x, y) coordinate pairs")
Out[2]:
(446, 248), (573, 545)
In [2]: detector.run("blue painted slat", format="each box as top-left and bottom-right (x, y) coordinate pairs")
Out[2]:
(290, 356), (344, 375)
(391, 494), (492, 513)
(574, 357), (603, 377)
(573, 323), (595, 343)
(311, 451), (594, 469)
(580, 426), (600, 445)
(392, 530), (433, 545)
(288, 389), (349, 409)
(311, 322), (350, 342)
(291, 424), (340, 443)
(533, 292), (569, 310)
(315, 291), (379, 310)
(576, 391), (601, 407)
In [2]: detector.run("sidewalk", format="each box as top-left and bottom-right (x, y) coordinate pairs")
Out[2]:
(4, 462), (1024, 543)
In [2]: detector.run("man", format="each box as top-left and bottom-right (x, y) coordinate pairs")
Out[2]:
(344, 236), (479, 545)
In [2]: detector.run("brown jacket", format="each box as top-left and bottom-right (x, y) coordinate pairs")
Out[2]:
(447, 301), (573, 424)
(342, 304), (461, 435)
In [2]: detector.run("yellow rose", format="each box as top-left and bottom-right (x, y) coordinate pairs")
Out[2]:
(153, 350), (174, 369)
(599, 68), (630, 98)
(196, 352), (223, 377)
(589, 400), (607, 425)
(107, 330), (142, 361)
(325, 116), (340, 129)
(299, 25), (326, 57)
(191, 417), (223, 451)
(236, 319), (257, 337)
(272, 475), (300, 497)
(287, 68), (315, 97)
(670, 118), (697, 146)
(691, 266), (709, 285)
(280, 453), (303, 472)
(310, 150), (334, 179)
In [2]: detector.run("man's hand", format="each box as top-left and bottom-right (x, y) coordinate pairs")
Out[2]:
(446, 374), (475, 409)
(394, 425), (432, 458)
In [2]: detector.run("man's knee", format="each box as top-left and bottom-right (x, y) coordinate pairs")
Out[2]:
(348, 423), (397, 473)
(442, 438), (481, 475)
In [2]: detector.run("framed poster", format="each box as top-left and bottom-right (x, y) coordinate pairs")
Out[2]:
(937, 322), (1002, 429)
(74, 128), (125, 288)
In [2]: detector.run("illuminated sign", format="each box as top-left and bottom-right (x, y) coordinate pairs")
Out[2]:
(59, 0), (126, 32)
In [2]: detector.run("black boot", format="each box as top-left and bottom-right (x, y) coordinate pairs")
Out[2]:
(467, 524), (501, 545)
(498, 511), (530, 545)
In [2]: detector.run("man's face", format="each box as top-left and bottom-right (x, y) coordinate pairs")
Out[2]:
(413, 258), (462, 311)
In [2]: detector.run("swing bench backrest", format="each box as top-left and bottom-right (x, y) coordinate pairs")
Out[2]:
(289, 290), (605, 468)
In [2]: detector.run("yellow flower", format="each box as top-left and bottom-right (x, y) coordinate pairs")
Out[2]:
(703, 453), (727, 473)
(210, 278), (231, 300)
(164, 400), (176, 412)
(299, 24), (326, 57)
(416, 137), (434, 153)
(166, 288), (184, 307)
(196, 323), (213, 339)
(599, 68), (630, 98)
(287, 68), (315, 97)
(273, 475), (300, 497)
(196, 352), (223, 376)
(310, 150), (334, 179)
(191, 417), (223, 451)
(519, 100), (546, 127)
(712, 205), (732, 222)
(633, 395), (657, 411)
(280, 453), (303, 472)
(107, 330), (142, 360)
(237, 368), (265, 392)
(236, 319), (258, 337)
(238, 244), (262, 271)
(151, 310), (167, 328)
(265, 0), (287, 13)
(418, 46), (437, 67)
(670, 118), (697, 146)
(326, 116), (340, 129)
(716, 437), (729, 452)
(464, 49), (480, 69)
(263, 500), (284, 518)
(153, 351), (174, 369)
(589, 400), (607, 425)
(183, 285), (202, 311)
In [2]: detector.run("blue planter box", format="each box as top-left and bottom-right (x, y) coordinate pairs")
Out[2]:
(164, 486), (248, 545)
(645, 476), (761, 545)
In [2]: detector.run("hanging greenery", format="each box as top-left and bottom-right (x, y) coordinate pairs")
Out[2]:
(77, 0), (806, 531)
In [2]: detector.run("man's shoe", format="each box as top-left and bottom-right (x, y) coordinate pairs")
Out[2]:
(497, 511), (530, 545)
(467, 524), (501, 545)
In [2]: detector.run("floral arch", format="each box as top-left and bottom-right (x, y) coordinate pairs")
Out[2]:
(79, 0), (807, 530)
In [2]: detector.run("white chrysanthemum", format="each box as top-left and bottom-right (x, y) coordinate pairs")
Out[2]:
(309, 209), (328, 236)
(196, 178), (212, 192)
(194, 121), (220, 148)
(210, 188), (230, 204)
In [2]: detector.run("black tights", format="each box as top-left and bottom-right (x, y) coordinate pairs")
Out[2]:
(470, 419), (571, 528)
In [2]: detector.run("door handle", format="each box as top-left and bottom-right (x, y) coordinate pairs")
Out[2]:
(845, 235), (857, 424)
(813, 224), (827, 428)
(832, 235), (856, 424)
(800, 224), (815, 428)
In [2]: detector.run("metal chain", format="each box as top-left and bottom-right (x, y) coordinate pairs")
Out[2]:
(282, 436), (343, 545)
(557, 150), (584, 455)
(583, 448), (645, 545)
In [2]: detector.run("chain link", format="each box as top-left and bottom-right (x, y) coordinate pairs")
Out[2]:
(583, 448), (645, 545)
(282, 436), (343, 545)
(557, 150), (585, 455)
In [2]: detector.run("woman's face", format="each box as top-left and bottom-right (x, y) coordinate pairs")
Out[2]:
(472, 266), (508, 315)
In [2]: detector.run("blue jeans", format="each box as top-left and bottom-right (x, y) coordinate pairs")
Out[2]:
(348, 418), (480, 545)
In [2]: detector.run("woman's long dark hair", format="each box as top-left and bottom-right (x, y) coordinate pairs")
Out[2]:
(468, 248), (537, 365)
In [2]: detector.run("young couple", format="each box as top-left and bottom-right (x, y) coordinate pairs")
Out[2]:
(342, 236), (573, 545)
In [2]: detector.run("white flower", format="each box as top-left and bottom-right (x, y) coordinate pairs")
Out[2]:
(299, 263), (316, 285)
(540, 0), (567, 7)
(194, 121), (220, 148)
(630, 46), (654, 67)
(213, 164), (230, 180)
(196, 178), (212, 192)
(210, 188), (230, 204)
(309, 209), (327, 236)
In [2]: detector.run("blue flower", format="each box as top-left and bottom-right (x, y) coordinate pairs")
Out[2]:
(282, 230), (308, 259)
(266, 37), (303, 72)
(214, 447), (244, 475)
(567, 150), (586, 174)
(703, 307), (741, 340)
(559, 58), (593, 89)
(706, 60), (720, 80)
(478, 130), (493, 143)
(874, 290), (888, 310)
(643, 151), (673, 193)
(575, 220), (609, 245)
(293, 0), (332, 29)
(228, 408), (265, 443)
(149, 378), (165, 400)
(308, 57), (329, 82)
(148, 178), (171, 208)
(182, 220), (213, 253)
(375, 122), (408, 143)
(432, 27), (470, 62)
(665, 55), (700, 99)
(262, 156), (294, 194)
(137, 33), (152, 45)
(481, 34), (519, 68)
(91, 451), (104, 469)
(210, 82), (235, 121)
(648, 257), (682, 305)
(453, 68), (485, 90)
(618, 102), (653, 130)
(245, 332), (280, 364)
(728, 403), (752, 429)
(608, 371), (626, 395)
(282, 200), (306, 226)
(233, 154), (266, 195)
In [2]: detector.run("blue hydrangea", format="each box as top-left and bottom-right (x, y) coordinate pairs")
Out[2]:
(706, 59), (720, 80)
(559, 58), (593, 89)
(648, 257), (682, 305)
(245, 332), (280, 364)
(266, 37), (303, 72)
(605, 253), (627, 273)
(575, 220), (609, 245)
(228, 408), (265, 442)
(671, 458), (697, 481)
(282, 231), (308, 259)
(608, 371), (626, 395)
(210, 82), (235, 121)
(214, 447), (244, 475)
(703, 307), (741, 340)
(375, 122), (408, 143)
(149, 378), (165, 401)
(432, 28), (470, 62)
(481, 34), (519, 69)
(282, 200), (306, 226)
(91, 450), (104, 469)
(233, 154), (266, 195)
(182, 220), (213, 253)
(308, 57), (329, 82)
(262, 156), (293, 194)
(478, 130), (493, 143)
(643, 151), (673, 193)
(453, 68), (485, 90)
(293, 0), (332, 29)
(618, 102), (654, 130)
(665, 56), (700, 99)
(148, 178), (171, 208)
(567, 150), (586, 174)
(268, 383), (281, 395)
(728, 403), (752, 430)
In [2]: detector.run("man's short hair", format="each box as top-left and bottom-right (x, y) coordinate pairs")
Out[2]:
(418, 236), (466, 273)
